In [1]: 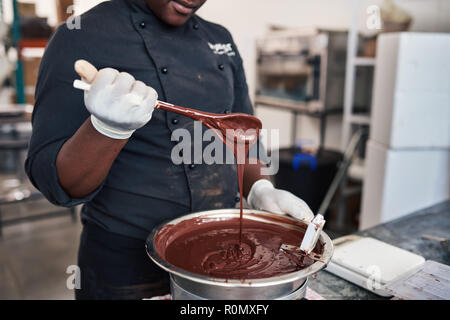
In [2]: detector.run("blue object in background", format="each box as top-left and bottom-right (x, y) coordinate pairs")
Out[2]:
(292, 153), (318, 171)
(12, 0), (25, 104)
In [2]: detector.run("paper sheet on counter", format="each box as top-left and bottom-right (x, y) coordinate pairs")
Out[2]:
(385, 260), (450, 300)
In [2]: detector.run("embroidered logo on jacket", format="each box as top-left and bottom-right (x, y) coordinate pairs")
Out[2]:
(208, 42), (236, 56)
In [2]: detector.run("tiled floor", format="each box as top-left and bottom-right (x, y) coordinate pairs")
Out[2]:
(0, 197), (81, 300)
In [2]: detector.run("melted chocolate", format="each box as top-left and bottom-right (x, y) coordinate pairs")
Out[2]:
(154, 216), (323, 280)
(156, 101), (261, 147)
(157, 101), (261, 244)
(153, 101), (323, 280)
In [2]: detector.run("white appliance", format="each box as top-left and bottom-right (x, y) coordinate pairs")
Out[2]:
(326, 236), (425, 297)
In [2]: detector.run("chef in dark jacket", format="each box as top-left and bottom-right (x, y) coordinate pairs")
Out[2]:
(26, 0), (314, 299)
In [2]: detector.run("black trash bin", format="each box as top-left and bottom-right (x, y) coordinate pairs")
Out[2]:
(274, 147), (343, 213)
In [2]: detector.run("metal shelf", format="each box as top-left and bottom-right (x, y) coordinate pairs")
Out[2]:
(354, 57), (376, 66)
(348, 157), (366, 181)
(255, 95), (343, 149)
(330, 0), (376, 231)
(349, 114), (371, 125)
(255, 95), (342, 117)
(341, 0), (376, 151)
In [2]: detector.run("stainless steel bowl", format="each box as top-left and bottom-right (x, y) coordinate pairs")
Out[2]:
(145, 209), (334, 300)
(169, 275), (309, 300)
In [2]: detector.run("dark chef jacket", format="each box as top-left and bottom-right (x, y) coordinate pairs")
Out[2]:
(25, 0), (265, 240)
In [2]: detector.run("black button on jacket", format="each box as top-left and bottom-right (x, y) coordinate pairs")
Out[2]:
(25, 0), (264, 240)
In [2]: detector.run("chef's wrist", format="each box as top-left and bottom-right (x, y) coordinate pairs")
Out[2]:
(90, 115), (135, 140)
(247, 179), (274, 207)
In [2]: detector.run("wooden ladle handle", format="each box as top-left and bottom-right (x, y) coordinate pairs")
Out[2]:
(73, 60), (204, 117)
(74, 59), (98, 83)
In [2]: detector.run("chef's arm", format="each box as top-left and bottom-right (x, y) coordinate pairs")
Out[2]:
(57, 61), (158, 198)
(56, 120), (128, 198)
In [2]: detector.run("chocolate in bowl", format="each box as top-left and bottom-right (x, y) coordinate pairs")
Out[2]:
(146, 209), (333, 300)
(154, 215), (324, 280)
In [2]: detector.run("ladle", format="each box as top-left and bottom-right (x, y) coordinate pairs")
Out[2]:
(73, 60), (262, 145)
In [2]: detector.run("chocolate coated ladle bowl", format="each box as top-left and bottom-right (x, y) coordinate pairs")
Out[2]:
(146, 209), (334, 300)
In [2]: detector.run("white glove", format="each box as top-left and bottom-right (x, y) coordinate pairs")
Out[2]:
(247, 179), (315, 222)
(85, 68), (158, 139)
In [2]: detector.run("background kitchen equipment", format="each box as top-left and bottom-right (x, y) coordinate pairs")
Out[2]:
(255, 28), (373, 115)
(274, 147), (343, 214)
(255, 28), (374, 234)
(146, 209), (334, 300)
